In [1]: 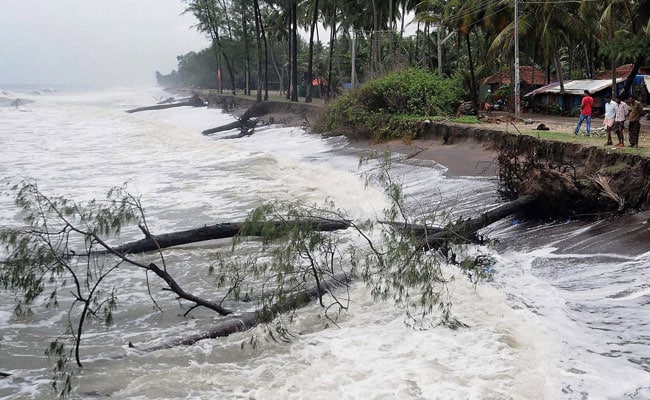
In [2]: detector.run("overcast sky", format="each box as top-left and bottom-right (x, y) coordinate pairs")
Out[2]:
(0, 0), (210, 87)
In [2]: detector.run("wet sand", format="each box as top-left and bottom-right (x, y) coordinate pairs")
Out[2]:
(347, 138), (499, 177)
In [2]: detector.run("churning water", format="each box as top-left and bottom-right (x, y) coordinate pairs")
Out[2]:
(0, 86), (648, 399)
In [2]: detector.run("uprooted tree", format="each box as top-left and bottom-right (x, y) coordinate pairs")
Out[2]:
(1, 157), (509, 398)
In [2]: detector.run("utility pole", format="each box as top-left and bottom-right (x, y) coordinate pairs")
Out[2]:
(514, 0), (521, 117)
(351, 30), (357, 86)
(437, 25), (455, 76)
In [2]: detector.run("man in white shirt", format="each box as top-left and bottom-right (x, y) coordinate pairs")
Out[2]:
(613, 97), (630, 147)
(603, 94), (616, 145)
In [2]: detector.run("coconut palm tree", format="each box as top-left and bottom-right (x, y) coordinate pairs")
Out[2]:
(184, 0), (238, 94)
(305, 0), (320, 103)
(584, 0), (650, 96)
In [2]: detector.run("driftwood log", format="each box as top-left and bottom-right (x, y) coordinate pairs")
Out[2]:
(125, 95), (205, 113)
(382, 195), (534, 249)
(201, 101), (276, 136)
(131, 272), (353, 352)
(422, 195), (534, 248)
(107, 219), (351, 254)
(202, 118), (258, 136)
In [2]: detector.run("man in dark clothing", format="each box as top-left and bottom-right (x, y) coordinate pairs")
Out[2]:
(627, 95), (644, 147)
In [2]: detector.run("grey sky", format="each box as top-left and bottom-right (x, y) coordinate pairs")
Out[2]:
(0, 0), (209, 86)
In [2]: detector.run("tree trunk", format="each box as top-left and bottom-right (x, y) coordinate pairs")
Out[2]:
(201, 119), (258, 135)
(305, 0), (320, 103)
(291, 2), (299, 102)
(253, 0), (263, 101)
(268, 42), (284, 95)
(132, 272), (352, 352)
(205, 4), (237, 95)
(465, 32), (478, 112)
(125, 95), (204, 113)
(422, 195), (534, 249)
(243, 10), (251, 95)
(255, 1), (269, 101)
(286, 36), (291, 100)
(382, 196), (535, 250)
(370, 0), (380, 79)
(106, 219), (351, 254)
(326, 6), (336, 101)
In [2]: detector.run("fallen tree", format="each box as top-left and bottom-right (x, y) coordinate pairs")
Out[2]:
(378, 194), (534, 250)
(131, 194), (533, 352)
(125, 94), (205, 113)
(201, 101), (266, 136)
(422, 195), (534, 249)
(201, 118), (258, 136)
(1, 164), (518, 397)
(133, 272), (352, 352)
(0, 182), (358, 379)
(106, 218), (351, 254)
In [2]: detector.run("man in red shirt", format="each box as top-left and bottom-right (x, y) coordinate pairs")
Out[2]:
(574, 90), (594, 136)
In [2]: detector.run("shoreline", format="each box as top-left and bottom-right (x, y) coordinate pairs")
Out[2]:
(346, 138), (499, 178)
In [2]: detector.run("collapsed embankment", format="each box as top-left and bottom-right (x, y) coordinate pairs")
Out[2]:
(420, 121), (650, 214)
(192, 90), (650, 214)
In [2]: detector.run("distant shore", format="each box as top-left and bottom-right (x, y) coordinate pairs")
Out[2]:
(188, 89), (650, 179)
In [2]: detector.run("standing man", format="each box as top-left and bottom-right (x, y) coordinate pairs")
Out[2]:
(603, 94), (616, 145)
(575, 90), (594, 136)
(627, 95), (644, 148)
(613, 96), (630, 147)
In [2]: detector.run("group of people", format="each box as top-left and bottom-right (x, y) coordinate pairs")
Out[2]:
(575, 89), (644, 148)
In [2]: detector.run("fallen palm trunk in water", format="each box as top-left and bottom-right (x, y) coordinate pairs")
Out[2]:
(130, 272), (353, 352)
(382, 195), (535, 249)
(201, 118), (258, 135)
(105, 218), (351, 254)
(127, 198), (533, 352)
(125, 95), (205, 113)
(422, 195), (534, 249)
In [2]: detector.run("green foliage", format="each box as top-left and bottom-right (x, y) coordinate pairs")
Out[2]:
(218, 199), (353, 325)
(314, 68), (466, 140)
(549, 104), (562, 115)
(600, 31), (650, 63)
(569, 105), (582, 117)
(493, 85), (510, 99)
(358, 155), (468, 329)
(45, 338), (74, 399)
(450, 115), (480, 124)
(0, 180), (140, 398)
(0, 181), (138, 316)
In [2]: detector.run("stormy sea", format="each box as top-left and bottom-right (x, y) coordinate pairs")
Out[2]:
(0, 86), (648, 399)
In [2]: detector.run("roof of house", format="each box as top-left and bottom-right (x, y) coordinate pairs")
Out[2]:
(594, 64), (650, 79)
(594, 64), (636, 79)
(482, 66), (548, 86)
(524, 78), (625, 97)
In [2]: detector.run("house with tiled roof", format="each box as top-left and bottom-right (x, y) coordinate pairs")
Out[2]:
(480, 66), (551, 110)
(482, 65), (548, 87)
(594, 64), (650, 80)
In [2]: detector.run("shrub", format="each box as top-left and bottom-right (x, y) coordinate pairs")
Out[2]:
(314, 68), (465, 140)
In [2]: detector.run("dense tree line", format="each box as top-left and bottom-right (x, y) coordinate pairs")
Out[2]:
(156, 0), (649, 104)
